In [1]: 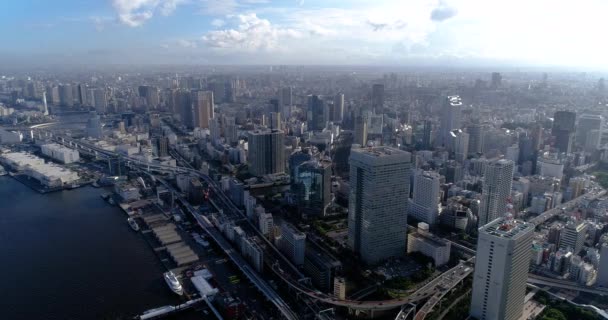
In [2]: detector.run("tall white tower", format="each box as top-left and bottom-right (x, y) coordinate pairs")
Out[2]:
(470, 216), (534, 320)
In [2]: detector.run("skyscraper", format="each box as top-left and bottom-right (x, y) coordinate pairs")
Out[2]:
(308, 95), (325, 131)
(552, 111), (576, 154)
(450, 129), (469, 163)
(278, 222), (306, 266)
(192, 90), (214, 129)
(92, 88), (107, 114)
(332, 93), (345, 122)
(248, 129), (285, 176)
(466, 124), (483, 155)
(138, 85), (160, 110)
(479, 159), (514, 226)
(408, 171), (441, 225)
(470, 217), (534, 320)
(439, 95), (462, 148)
(348, 146), (411, 264)
(58, 84), (73, 107)
(371, 84), (384, 113)
(597, 242), (608, 287)
(576, 114), (603, 147)
(354, 115), (367, 146)
(558, 220), (587, 255)
(293, 160), (332, 216)
(490, 72), (502, 88)
(174, 89), (192, 127)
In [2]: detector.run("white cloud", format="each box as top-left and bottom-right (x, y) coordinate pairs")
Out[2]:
(211, 18), (225, 27)
(111, 0), (183, 27)
(202, 13), (300, 51)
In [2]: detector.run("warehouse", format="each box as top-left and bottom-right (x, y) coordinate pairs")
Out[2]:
(41, 143), (80, 164)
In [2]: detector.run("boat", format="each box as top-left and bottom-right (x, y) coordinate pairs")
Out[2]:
(127, 217), (140, 231)
(163, 271), (184, 296)
(108, 198), (115, 205)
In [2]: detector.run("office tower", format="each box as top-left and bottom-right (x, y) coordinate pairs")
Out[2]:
(422, 120), (433, 149)
(278, 222), (306, 266)
(577, 114), (603, 147)
(559, 220), (587, 254)
(288, 150), (313, 180)
(354, 115), (368, 146)
(92, 88), (107, 114)
(490, 72), (502, 88)
(348, 146), (412, 264)
(208, 81), (226, 104)
(269, 98), (280, 113)
(58, 84), (73, 107)
(248, 129), (285, 176)
(479, 159), (514, 225)
(51, 86), (60, 105)
(76, 84), (87, 106)
(303, 243), (341, 293)
(466, 124), (483, 155)
(174, 89), (193, 127)
(450, 129), (469, 163)
(280, 87), (292, 107)
(531, 123), (544, 150)
(269, 112), (281, 130)
(597, 242), (608, 287)
(86, 113), (103, 139)
(308, 95), (325, 131)
(552, 111), (576, 154)
(293, 160), (332, 216)
(439, 95), (462, 148)
(333, 93), (345, 122)
(408, 171), (441, 225)
(209, 117), (221, 144)
(138, 85), (160, 110)
(585, 129), (602, 152)
(517, 133), (535, 165)
(371, 84), (384, 113)
(155, 136), (169, 157)
(444, 160), (463, 183)
(224, 116), (238, 145)
(193, 90), (214, 129)
(470, 217), (534, 320)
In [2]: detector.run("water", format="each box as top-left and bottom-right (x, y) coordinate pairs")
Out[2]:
(0, 176), (185, 320)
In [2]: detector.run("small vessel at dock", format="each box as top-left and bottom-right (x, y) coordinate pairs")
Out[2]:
(163, 271), (184, 296)
(127, 217), (140, 231)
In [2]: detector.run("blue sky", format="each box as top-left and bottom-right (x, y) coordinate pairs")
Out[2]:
(1, 0), (607, 68)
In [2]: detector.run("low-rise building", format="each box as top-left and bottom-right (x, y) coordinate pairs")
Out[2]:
(407, 223), (451, 266)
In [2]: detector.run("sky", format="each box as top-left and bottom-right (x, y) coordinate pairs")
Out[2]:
(1, 0), (607, 69)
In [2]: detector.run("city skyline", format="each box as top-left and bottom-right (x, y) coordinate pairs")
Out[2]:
(2, 0), (608, 69)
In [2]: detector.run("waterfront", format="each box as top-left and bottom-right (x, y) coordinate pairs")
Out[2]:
(0, 176), (194, 320)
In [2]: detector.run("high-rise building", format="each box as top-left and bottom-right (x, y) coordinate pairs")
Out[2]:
(354, 115), (368, 146)
(408, 171), (441, 225)
(58, 84), (73, 107)
(348, 146), (411, 264)
(308, 95), (325, 131)
(559, 220), (587, 255)
(174, 89), (192, 127)
(439, 95), (462, 148)
(467, 124), (484, 155)
(450, 129), (469, 163)
(597, 242), (608, 287)
(552, 111), (576, 154)
(293, 160), (332, 216)
(371, 84), (384, 113)
(138, 85), (160, 110)
(278, 222), (306, 266)
(332, 93), (345, 122)
(92, 88), (107, 114)
(77, 84), (87, 106)
(490, 72), (502, 88)
(193, 90), (214, 129)
(479, 159), (514, 225)
(248, 129), (285, 176)
(155, 136), (169, 158)
(421, 120), (433, 149)
(577, 114), (603, 148)
(280, 87), (292, 107)
(470, 217), (534, 320)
